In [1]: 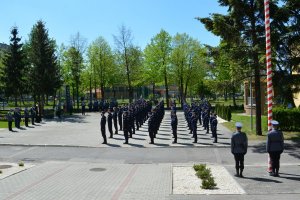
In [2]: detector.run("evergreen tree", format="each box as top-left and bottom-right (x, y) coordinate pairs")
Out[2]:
(27, 20), (61, 116)
(2, 27), (25, 106)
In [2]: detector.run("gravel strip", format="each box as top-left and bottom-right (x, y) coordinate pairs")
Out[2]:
(173, 165), (245, 195)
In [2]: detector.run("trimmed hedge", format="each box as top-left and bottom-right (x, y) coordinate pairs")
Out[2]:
(273, 107), (300, 131)
(215, 104), (232, 121)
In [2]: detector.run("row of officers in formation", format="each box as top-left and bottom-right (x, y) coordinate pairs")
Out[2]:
(6, 106), (40, 131)
(99, 99), (219, 145)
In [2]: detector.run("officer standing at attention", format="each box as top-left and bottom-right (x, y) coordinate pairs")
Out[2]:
(100, 111), (107, 144)
(81, 100), (86, 115)
(24, 107), (30, 127)
(191, 111), (198, 143)
(148, 111), (155, 144)
(6, 109), (14, 131)
(14, 108), (21, 129)
(231, 122), (248, 177)
(113, 107), (118, 134)
(211, 113), (218, 143)
(118, 106), (123, 131)
(171, 111), (178, 144)
(266, 120), (284, 177)
(107, 109), (113, 138)
(30, 106), (36, 125)
(122, 111), (130, 144)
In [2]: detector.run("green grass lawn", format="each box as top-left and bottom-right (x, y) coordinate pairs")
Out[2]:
(0, 121), (25, 129)
(222, 113), (300, 141)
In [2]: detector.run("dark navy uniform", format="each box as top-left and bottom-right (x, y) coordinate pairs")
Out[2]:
(30, 106), (36, 125)
(113, 107), (118, 134)
(211, 114), (218, 143)
(6, 110), (14, 131)
(100, 113), (107, 144)
(107, 111), (113, 138)
(123, 111), (130, 144)
(191, 112), (198, 143)
(118, 107), (123, 131)
(24, 108), (30, 127)
(171, 112), (178, 143)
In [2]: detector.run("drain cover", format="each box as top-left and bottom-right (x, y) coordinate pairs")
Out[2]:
(0, 165), (13, 169)
(89, 168), (106, 172)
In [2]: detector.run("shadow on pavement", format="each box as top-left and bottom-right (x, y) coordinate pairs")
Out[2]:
(242, 176), (282, 183)
(279, 176), (300, 182)
(252, 142), (300, 159)
(128, 143), (145, 148)
(105, 143), (121, 147)
(132, 137), (146, 141)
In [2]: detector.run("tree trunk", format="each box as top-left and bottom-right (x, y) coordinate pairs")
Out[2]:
(224, 88), (228, 101)
(53, 91), (57, 110)
(76, 82), (79, 110)
(89, 76), (92, 102)
(163, 65), (169, 108)
(100, 83), (105, 100)
(152, 83), (155, 99)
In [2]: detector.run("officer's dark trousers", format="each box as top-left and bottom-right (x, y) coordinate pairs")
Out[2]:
(149, 130), (154, 143)
(269, 151), (282, 172)
(25, 117), (29, 127)
(172, 127), (177, 142)
(31, 117), (35, 125)
(234, 153), (245, 170)
(113, 120), (118, 134)
(124, 130), (129, 143)
(212, 127), (217, 142)
(108, 123), (113, 137)
(81, 106), (85, 115)
(8, 121), (12, 131)
(193, 129), (197, 142)
(101, 129), (107, 143)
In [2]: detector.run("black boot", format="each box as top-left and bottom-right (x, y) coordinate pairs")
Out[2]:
(240, 169), (244, 178)
(235, 168), (239, 177)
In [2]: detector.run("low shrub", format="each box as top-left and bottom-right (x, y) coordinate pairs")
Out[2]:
(18, 161), (24, 167)
(273, 107), (300, 131)
(215, 104), (232, 121)
(193, 164), (217, 190)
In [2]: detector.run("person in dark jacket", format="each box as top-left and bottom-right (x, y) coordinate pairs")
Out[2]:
(148, 112), (155, 144)
(107, 109), (113, 138)
(266, 120), (284, 177)
(191, 111), (198, 143)
(118, 106), (123, 131)
(171, 111), (178, 144)
(100, 111), (107, 144)
(30, 106), (36, 125)
(113, 107), (118, 134)
(231, 122), (248, 177)
(24, 107), (30, 127)
(211, 113), (218, 143)
(6, 109), (14, 131)
(122, 111), (130, 144)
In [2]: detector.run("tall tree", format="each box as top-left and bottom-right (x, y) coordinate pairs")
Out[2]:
(144, 29), (172, 106)
(27, 20), (61, 117)
(197, 0), (278, 135)
(114, 25), (141, 103)
(2, 27), (26, 106)
(70, 32), (86, 109)
(88, 36), (114, 99)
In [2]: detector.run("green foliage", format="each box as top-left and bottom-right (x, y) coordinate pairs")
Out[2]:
(193, 164), (217, 190)
(273, 107), (300, 131)
(193, 164), (206, 172)
(18, 161), (24, 167)
(215, 104), (232, 121)
(2, 27), (26, 106)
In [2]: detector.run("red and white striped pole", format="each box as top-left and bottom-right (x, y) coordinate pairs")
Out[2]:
(264, 0), (273, 173)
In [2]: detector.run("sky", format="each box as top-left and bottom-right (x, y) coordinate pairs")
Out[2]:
(0, 0), (228, 50)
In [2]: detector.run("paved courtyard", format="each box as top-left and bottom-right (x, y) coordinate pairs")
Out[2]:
(0, 111), (299, 200)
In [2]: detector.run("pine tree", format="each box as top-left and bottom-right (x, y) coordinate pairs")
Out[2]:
(27, 20), (61, 117)
(2, 27), (25, 106)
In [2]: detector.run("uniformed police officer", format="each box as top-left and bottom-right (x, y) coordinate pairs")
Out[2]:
(123, 111), (130, 144)
(81, 100), (86, 115)
(211, 113), (218, 143)
(118, 106), (123, 131)
(171, 111), (178, 144)
(100, 111), (107, 144)
(266, 120), (284, 177)
(6, 109), (14, 131)
(148, 111), (155, 144)
(30, 106), (36, 125)
(107, 109), (113, 138)
(24, 107), (30, 127)
(113, 107), (118, 134)
(191, 111), (198, 143)
(14, 108), (21, 129)
(231, 122), (248, 177)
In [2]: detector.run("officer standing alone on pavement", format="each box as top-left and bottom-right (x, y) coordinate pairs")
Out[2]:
(266, 120), (284, 177)
(231, 122), (248, 177)
(100, 111), (107, 144)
